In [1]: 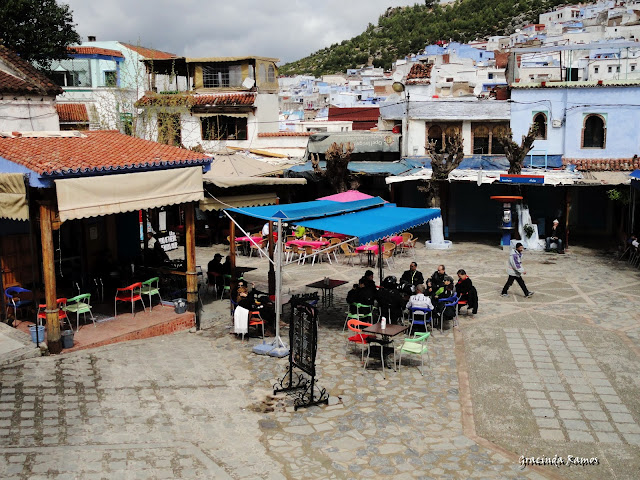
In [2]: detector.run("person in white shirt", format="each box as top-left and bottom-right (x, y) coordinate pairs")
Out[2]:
(146, 232), (157, 249)
(262, 222), (270, 237)
(406, 284), (434, 311)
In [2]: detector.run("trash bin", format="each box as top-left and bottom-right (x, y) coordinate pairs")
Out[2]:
(29, 325), (45, 344)
(61, 330), (74, 349)
(173, 298), (187, 314)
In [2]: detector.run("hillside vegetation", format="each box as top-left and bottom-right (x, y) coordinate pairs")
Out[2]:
(280, 0), (591, 76)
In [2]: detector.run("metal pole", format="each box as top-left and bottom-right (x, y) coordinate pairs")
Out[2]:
(270, 218), (288, 354)
(378, 238), (383, 286)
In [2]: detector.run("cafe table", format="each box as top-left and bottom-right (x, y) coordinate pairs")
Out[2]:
(286, 239), (330, 249)
(355, 244), (382, 267)
(362, 322), (409, 375)
(306, 279), (348, 307)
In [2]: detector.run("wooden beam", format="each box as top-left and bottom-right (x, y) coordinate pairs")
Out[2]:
(39, 202), (61, 354)
(184, 202), (198, 309)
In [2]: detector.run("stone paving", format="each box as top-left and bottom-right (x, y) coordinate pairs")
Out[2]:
(0, 239), (638, 478)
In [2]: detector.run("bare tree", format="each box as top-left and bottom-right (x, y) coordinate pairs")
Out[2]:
(320, 142), (354, 193)
(495, 124), (538, 175)
(418, 134), (465, 207)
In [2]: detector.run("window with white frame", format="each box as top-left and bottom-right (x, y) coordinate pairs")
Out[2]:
(582, 114), (606, 149)
(202, 64), (242, 88)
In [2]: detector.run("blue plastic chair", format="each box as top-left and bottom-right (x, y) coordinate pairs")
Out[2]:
(408, 306), (432, 335)
(5, 286), (33, 321)
(438, 295), (459, 333)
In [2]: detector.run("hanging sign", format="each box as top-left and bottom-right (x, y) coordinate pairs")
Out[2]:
(499, 174), (544, 184)
(157, 231), (178, 251)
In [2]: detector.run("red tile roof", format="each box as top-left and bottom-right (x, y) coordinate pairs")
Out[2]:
(68, 46), (124, 58)
(407, 63), (433, 80)
(0, 130), (211, 176)
(0, 45), (63, 96)
(120, 43), (177, 59)
(257, 132), (314, 137)
(56, 104), (89, 123)
(564, 158), (639, 172)
(136, 92), (256, 107)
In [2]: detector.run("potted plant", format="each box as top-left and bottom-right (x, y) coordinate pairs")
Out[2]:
(523, 224), (535, 239)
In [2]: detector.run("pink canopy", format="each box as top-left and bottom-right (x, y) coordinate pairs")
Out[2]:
(317, 190), (375, 203)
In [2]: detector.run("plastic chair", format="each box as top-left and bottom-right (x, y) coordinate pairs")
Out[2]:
(340, 243), (359, 266)
(404, 238), (419, 259)
(408, 306), (432, 335)
(299, 245), (319, 265)
(343, 302), (375, 332)
(222, 274), (232, 299)
(140, 277), (162, 311)
(438, 296), (459, 333)
(207, 271), (221, 299)
(114, 282), (146, 317)
(346, 319), (374, 362)
(5, 286), (33, 320)
(397, 331), (431, 375)
(364, 334), (395, 378)
(379, 242), (396, 268)
(249, 238), (266, 258)
(64, 293), (95, 331)
(230, 299), (265, 342)
(37, 298), (71, 330)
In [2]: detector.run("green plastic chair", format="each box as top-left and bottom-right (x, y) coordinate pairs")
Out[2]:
(222, 274), (232, 299)
(63, 293), (95, 331)
(140, 277), (162, 311)
(342, 303), (375, 332)
(397, 331), (431, 376)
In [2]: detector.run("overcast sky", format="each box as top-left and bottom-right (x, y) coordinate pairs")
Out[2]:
(60, 1), (418, 64)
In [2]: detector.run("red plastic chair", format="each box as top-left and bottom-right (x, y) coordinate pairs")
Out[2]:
(346, 319), (375, 362)
(114, 282), (146, 317)
(37, 298), (71, 330)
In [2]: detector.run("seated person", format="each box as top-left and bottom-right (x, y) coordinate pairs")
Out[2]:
(406, 284), (434, 311)
(376, 276), (405, 324)
(207, 253), (224, 295)
(430, 264), (447, 289)
(425, 278), (436, 299)
(362, 270), (377, 296)
(221, 256), (232, 275)
(455, 269), (478, 315)
(434, 276), (455, 320)
(545, 219), (565, 254)
(400, 262), (424, 294)
(236, 283), (275, 335)
(346, 280), (375, 315)
(294, 225), (306, 239)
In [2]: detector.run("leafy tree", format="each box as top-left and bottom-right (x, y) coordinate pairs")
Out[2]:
(0, 0), (81, 71)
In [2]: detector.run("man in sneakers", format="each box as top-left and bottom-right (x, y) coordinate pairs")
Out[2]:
(501, 243), (534, 298)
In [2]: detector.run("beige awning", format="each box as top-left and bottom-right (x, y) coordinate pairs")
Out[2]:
(0, 173), (28, 221)
(588, 171), (631, 185)
(55, 167), (203, 222)
(203, 173), (306, 188)
(200, 193), (278, 211)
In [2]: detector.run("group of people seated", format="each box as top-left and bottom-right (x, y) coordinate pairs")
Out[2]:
(346, 262), (479, 327)
(206, 253), (234, 297)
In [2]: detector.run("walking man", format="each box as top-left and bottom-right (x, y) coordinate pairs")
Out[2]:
(501, 243), (534, 298)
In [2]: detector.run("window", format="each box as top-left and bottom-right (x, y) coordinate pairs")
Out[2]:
(446, 77), (454, 82)
(427, 125), (444, 152)
(616, 66), (621, 73)
(473, 125), (490, 154)
(488, 73), (494, 79)
(473, 123), (509, 154)
(594, 66), (599, 74)
(202, 64), (242, 88)
(52, 70), (85, 87)
(157, 113), (181, 146)
(104, 71), (118, 87)
(582, 114), (605, 148)
(267, 64), (276, 83)
(201, 115), (247, 140)
(608, 66), (612, 73)
(533, 112), (547, 140)
(632, 64), (636, 72)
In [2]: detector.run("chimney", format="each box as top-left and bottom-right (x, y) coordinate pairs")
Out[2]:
(87, 35), (96, 42)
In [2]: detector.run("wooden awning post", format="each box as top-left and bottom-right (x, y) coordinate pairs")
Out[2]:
(184, 202), (198, 310)
(39, 202), (61, 354)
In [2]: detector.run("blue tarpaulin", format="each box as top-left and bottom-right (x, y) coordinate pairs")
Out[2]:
(402, 155), (564, 170)
(228, 198), (440, 244)
(296, 204), (441, 244)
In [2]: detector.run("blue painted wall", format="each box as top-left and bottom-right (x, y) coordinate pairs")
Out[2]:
(511, 85), (640, 158)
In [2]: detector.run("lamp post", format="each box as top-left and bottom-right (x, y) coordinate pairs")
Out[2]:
(392, 81), (409, 157)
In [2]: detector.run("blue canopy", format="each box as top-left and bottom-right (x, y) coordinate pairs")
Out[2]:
(227, 197), (385, 222)
(297, 204), (441, 244)
(631, 170), (640, 180)
(228, 197), (441, 244)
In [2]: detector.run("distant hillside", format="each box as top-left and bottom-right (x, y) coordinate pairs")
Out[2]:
(280, 0), (591, 76)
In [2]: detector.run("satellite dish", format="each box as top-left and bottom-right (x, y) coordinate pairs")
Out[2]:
(242, 77), (255, 89)
(392, 71), (404, 82)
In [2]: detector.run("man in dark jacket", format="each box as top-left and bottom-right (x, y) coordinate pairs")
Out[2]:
(400, 262), (424, 293)
(376, 276), (405, 324)
(455, 269), (478, 315)
(545, 219), (565, 253)
(430, 264), (447, 289)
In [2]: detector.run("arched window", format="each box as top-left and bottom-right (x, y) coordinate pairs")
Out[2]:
(492, 125), (509, 154)
(582, 114), (606, 148)
(473, 125), (490, 154)
(533, 112), (547, 140)
(267, 64), (276, 83)
(428, 125), (443, 152)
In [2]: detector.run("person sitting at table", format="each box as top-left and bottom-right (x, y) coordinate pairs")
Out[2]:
(346, 279), (375, 314)
(433, 275), (455, 321)
(400, 262), (424, 294)
(236, 283), (276, 336)
(425, 278), (436, 298)
(455, 269), (478, 315)
(406, 284), (434, 317)
(362, 270), (377, 295)
(207, 253), (224, 296)
(430, 264), (447, 289)
(222, 256), (232, 275)
(294, 225), (306, 239)
(376, 276), (405, 324)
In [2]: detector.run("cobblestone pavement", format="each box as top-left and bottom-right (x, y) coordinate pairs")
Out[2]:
(0, 240), (638, 479)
